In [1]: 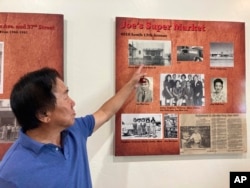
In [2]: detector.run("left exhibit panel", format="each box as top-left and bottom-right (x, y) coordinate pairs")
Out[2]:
(0, 13), (64, 159)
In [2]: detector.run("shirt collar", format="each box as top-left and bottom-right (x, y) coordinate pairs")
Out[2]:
(18, 129), (44, 154)
(18, 129), (69, 155)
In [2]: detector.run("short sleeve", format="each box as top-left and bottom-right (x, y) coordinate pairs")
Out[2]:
(70, 115), (95, 137)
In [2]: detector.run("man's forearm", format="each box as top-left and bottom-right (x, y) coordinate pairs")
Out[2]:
(93, 65), (144, 131)
(99, 81), (135, 120)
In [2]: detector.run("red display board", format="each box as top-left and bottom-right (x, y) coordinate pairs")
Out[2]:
(115, 17), (246, 156)
(0, 13), (64, 159)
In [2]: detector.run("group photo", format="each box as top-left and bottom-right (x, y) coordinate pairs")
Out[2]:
(121, 113), (163, 139)
(160, 73), (205, 106)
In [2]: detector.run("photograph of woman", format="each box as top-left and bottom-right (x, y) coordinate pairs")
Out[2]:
(211, 78), (227, 103)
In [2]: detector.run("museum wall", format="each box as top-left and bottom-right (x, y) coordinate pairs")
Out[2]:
(0, 0), (249, 187)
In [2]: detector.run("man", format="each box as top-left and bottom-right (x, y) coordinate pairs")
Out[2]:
(136, 77), (152, 103)
(189, 128), (202, 148)
(193, 74), (203, 106)
(0, 65), (144, 188)
(182, 81), (194, 106)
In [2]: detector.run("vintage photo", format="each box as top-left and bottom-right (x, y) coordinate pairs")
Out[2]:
(0, 42), (4, 93)
(179, 114), (246, 155)
(136, 76), (153, 103)
(160, 73), (205, 106)
(164, 114), (178, 139)
(177, 46), (203, 62)
(121, 113), (162, 139)
(0, 99), (20, 143)
(211, 77), (227, 103)
(210, 42), (234, 67)
(180, 126), (210, 149)
(128, 39), (171, 66)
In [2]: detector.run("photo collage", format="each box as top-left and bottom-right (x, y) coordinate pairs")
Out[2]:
(115, 17), (245, 156)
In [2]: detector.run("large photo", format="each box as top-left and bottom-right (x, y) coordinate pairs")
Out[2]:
(160, 73), (205, 106)
(129, 39), (171, 66)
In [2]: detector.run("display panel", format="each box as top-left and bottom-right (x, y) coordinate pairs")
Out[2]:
(0, 13), (64, 159)
(115, 17), (246, 156)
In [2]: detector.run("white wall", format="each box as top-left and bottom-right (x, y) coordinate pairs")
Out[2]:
(1, 0), (249, 187)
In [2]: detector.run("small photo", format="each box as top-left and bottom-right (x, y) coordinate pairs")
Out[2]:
(136, 76), (153, 103)
(0, 42), (4, 93)
(211, 77), (227, 103)
(164, 114), (178, 139)
(121, 113), (163, 139)
(128, 39), (171, 66)
(177, 46), (203, 62)
(210, 42), (234, 67)
(0, 99), (20, 143)
(180, 126), (210, 149)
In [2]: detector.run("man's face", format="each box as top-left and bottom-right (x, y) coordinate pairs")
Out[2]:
(141, 81), (149, 90)
(49, 78), (76, 128)
(194, 128), (199, 133)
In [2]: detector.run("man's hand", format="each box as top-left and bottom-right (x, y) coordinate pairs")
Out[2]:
(129, 64), (145, 89)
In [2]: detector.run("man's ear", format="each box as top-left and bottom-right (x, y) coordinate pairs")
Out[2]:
(36, 111), (51, 123)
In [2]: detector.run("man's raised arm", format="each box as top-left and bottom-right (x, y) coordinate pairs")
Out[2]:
(93, 65), (144, 132)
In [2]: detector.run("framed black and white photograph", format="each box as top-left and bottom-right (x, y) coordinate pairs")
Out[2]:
(164, 114), (178, 139)
(0, 99), (20, 143)
(128, 39), (171, 66)
(160, 73), (205, 106)
(210, 77), (227, 103)
(180, 125), (211, 149)
(136, 76), (153, 103)
(210, 42), (234, 67)
(121, 113), (163, 140)
(177, 46), (203, 62)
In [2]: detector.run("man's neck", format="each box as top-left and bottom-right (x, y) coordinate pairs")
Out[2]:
(26, 126), (62, 147)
